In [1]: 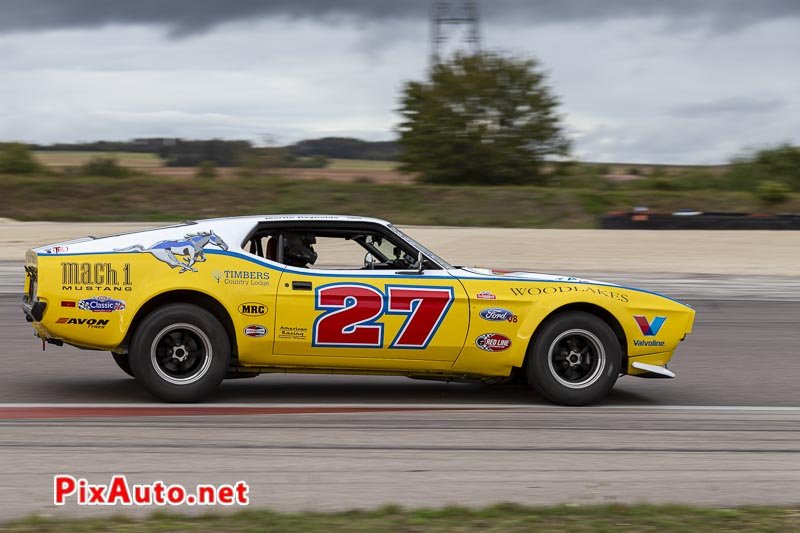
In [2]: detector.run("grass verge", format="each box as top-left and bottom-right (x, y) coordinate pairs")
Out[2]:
(3, 503), (800, 532)
(2, 174), (797, 227)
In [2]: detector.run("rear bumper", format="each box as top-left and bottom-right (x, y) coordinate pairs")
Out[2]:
(21, 296), (46, 323)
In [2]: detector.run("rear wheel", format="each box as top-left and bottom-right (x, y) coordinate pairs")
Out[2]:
(129, 303), (230, 402)
(526, 312), (620, 406)
(111, 352), (135, 377)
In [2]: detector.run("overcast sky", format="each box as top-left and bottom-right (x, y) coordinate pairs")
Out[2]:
(1, 0), (798, 164)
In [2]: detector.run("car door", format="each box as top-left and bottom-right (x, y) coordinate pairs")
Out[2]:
(272, 232), (469, 363)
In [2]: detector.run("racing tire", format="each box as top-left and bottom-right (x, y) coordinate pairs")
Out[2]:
(525, 311), (621, 406)
(111, 352), (135, 378)
(129, 303), (230, 402)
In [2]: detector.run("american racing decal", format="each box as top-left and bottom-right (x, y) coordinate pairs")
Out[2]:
(115, 231), (228, 273)
(479, 308), (517, 323)
(633, 315), (666, 336)
(78, 296), (126, 312)
(238, 302), (267, 316)
(243, 325), (268, 338)
(475, 333), (512, 352)
(510, 285), (629, 303)
(476, 291), (496, 300)
(56, 317), (109, 329)
(278, 326), (308, 340)
(61, 262), (132, 292)
(313, 283), (454, 349)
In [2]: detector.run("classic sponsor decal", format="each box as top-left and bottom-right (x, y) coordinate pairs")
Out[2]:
(475, 333), (512, 352)
(56, 317), (109, 329)
(633, 315), (667, 336)
(61, 262), (132, 292)
(216, 270), (270, 287)
(115, 231), (228, 273)
(510, 285), (629, 303)
(238, 303), (267, 316)
(243, 325), (268, 338)
(278, 326), (308, 340)
(78, 296), (126, 313)
(476, 291), (496, 300)
(43, 246), (69, 254)
(479, 308), (518, 323)
(634, 339), (666, 347)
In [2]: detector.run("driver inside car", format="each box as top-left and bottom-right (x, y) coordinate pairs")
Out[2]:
(282, 233), (317, 268)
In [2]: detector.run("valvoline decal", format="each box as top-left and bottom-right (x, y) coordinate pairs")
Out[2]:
(475, 333), (512, 352)
(479, 308), (513, 322)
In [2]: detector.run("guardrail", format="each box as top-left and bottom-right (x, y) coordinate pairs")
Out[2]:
(601, 212), (800, 230)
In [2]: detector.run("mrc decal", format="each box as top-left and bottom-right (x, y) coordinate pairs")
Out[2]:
(116, 231), (227, 273)
(312, 283), (454, 349)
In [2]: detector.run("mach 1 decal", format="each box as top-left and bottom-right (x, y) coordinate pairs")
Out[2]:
(633, 315), (667, 336)
(313, 284), (454, 349)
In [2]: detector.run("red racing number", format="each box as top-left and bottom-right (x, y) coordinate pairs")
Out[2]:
(386, 286), (454, 348)
(313, 284), (454, 349)
(313, 284), (384, 347)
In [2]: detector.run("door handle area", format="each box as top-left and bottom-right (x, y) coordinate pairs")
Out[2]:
(292, 281), (313, 291)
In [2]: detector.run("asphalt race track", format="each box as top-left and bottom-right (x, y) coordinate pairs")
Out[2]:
(1, 291), (799, 520)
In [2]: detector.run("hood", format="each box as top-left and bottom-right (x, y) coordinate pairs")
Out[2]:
(459, 267), (619, 287)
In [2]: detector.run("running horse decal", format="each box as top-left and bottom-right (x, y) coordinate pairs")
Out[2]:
(116, 231), (228, 273)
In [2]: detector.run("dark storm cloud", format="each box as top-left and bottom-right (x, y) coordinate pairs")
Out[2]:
(1, 0), (799, 37)
(669, 97), (786, 117)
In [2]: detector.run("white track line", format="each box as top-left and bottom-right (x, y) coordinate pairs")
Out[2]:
(0, 403), (798, 411)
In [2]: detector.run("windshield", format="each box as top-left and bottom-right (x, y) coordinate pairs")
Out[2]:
(387, 225), (453, 269)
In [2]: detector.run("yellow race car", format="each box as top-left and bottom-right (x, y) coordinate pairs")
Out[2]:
(22, 215), (694, 405)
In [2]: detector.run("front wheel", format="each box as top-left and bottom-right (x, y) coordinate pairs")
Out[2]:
(129, 303), (231, 402)
(525, 312), (621, 406)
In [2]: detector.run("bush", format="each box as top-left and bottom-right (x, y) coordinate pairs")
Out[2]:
(723, 144), (800, 191)
(80, 157), (131, 177)
(755, 180), (791, 204)
(0, 143), (40, 174)
(297, 154), (329, 168)
(196, 160), (218, 179)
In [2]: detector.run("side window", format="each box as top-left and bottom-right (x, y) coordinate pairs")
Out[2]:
(311, 237), (370, 270)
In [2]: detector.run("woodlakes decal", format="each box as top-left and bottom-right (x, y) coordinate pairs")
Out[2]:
(510, 285), (629, 302)
(61, 262), (132, 292)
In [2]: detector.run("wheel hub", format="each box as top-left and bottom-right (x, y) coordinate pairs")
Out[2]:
(566, 351), (582, 366)
(171, 344), (189, 362)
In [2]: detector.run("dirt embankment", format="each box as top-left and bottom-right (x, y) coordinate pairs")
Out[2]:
(1, 220), (798, 276)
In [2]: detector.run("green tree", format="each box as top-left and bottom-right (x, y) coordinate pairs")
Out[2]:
(725, 144), (800, 191)
(397, 53), (570, 185)
(0, 143), (40, 174)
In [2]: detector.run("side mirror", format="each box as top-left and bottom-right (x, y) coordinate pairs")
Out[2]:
(417, 251), (424, 274)
(364, 253), (376, 270)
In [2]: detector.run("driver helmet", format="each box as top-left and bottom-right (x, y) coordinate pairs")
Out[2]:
(283, 233), (317, 267)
